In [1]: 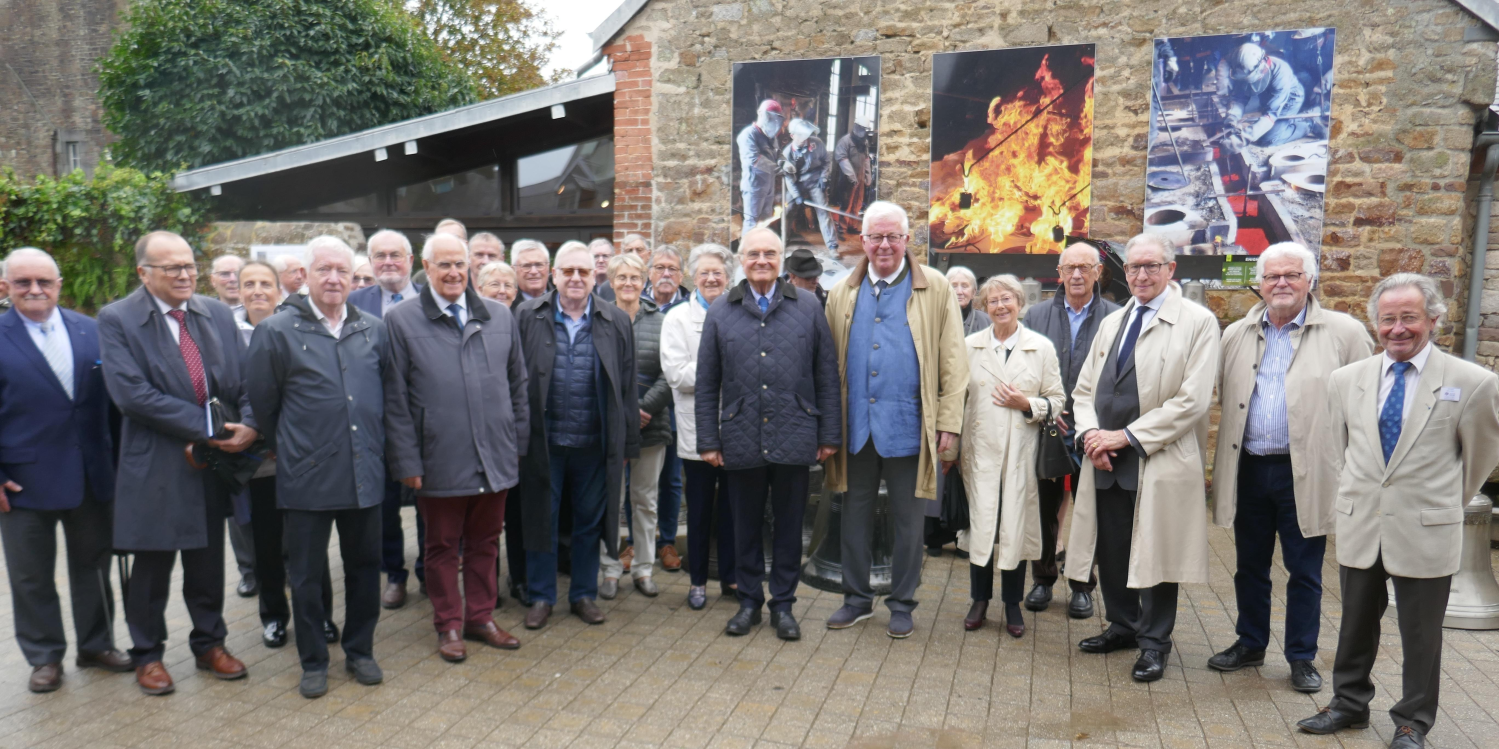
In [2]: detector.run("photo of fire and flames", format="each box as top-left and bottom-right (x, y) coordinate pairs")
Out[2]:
(930, 45), (1095, 255)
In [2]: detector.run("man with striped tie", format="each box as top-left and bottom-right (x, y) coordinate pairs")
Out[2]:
(0, 248), (132, 693)
(100, 231), (259, 695)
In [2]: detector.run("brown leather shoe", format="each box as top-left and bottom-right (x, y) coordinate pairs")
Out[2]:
(570, 598), (606, 625)
(29, 663), (62, 693)
(381, 580), (407, 610)
(464, 621), (521, 650)
(194, 646), (247, 680)
(619, 545), (634, 573)
(524, 602), (552, 630)
(437, 630), (467, 662)
(136, 661), (175, 695)
(964, 600), (988, 631)
(659, 544), (682, 572)
(77, 649), (134, 672)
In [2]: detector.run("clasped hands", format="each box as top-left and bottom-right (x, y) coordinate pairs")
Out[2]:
(1079, 428), (1130, 472)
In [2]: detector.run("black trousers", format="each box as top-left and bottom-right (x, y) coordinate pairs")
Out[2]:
(1095, 485), (1178, 653)
(970, 559), (1025, 604)
(727, 463), (808, 613)
(504, 486), (526, 593)
(0, 496), (116, 666)
(1330, 556), (1450, 735)
(249, 476), (331, 627)
(283, 506), (382, 672)
(1034, 473), (1096, 593)
(124, 480), (229, 663)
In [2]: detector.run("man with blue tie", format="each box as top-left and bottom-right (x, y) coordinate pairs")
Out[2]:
(0, 248), (132, 693)
(349, 229), (425, 610)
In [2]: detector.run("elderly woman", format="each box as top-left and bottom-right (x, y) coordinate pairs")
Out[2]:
(956, 274), (1064, 638)
(599, 253), (672, 599)
(947, 266), (987, 336)
(476, 261), (519, 306)
(352, 254), (375, 290)
(660, 243), (738, 610)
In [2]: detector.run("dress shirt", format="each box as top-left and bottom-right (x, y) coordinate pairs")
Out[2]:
(381, 280), (417, 315)
(555, 295), (592, 344)
(149, 292), (189, 344)
(749, 280), (778, 310)
(22, 307), (73, 390)
(993, 327), (1021, 358)
(431, 286), (468, 328)
(310, 300), (346, 339)
(870, 258), (907, 298)
(1064, 295), (1094, 347)
(1243, 304), (1307, 455)
(1378, 341), (1432, 423)
(1117, 288), (1168, 357)
(231, 303), (246, 324)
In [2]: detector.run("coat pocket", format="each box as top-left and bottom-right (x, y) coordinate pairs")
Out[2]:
(1419, 506), (1464, 526)
(720, 396), (745, 422)
(1335, 496), (1354, 515)
(285, 442), (338, 479)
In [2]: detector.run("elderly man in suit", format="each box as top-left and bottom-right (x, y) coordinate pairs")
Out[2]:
(1296, 274), (1499, 749)
(349, 229), (425, 610)
(514, 241), (639, 630)
(100, 230), (259, 695)
(1210, 242), (1373, 692)
(0, 248), (132, 693)
(386, 233), (530, 661)
(1066, 233), (1220, 683)
(247, 237), (388, 698)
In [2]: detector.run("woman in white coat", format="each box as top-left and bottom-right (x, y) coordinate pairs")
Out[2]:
(954, 274), (1064, 637)
(660, 243), (738, 611)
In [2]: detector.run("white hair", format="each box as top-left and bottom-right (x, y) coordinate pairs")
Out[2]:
(861, 201), (910, 235)
(589, 237), (615, 252)
(1368, 273), (1447, 323)
(510, 239), (549, 265)
(1255, 242), (1318, 283)
(476, 261), (516, 286)
(421, 232), (469, 262)
(470, 232), (505, 251)
(269, 254), (302, 273)
(1059, 242), (1104, 265)
(3, 247), (59, 279)
(368, 229), (412, 256)
(211, 254), (245, 273)
(353, 253), (372, 270)
(621, 233), (651, 250)
(1125, 233), (1177, 264)
(945, 265), (976, 287)
(554, 240), (591, 267)
(687, 243), (735, 277)
(650, 245), (684, 267)
(303, 235), (357, 270)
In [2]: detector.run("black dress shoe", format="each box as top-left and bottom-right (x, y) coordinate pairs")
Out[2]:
(1296, 707), (1370, 734)
(770, 611), (801, 641)
(1078, 629), (1137, 654)
(924, 547), (942, 557)
(1207, 642), (1266, 672)
(1390, 725), (1424, 749)
(1068, 591), (1094, 619)
(322, 620), (340, 644)
(236, 573), (259, 598)
(1132, 649), (1168, 682)
(725, 605), (762, 636)
(1024, 583), (1052, 611)
(1290, 659), (1323, 693)
(263, 621), (288, 648)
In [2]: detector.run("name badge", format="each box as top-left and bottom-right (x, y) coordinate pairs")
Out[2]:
(1440, 387), (1461, 402)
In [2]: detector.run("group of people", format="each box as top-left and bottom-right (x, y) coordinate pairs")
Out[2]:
(1, 203), (1495, 749)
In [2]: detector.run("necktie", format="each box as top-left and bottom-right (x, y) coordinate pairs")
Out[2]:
(166, 309), (208, 406)
(875, 279), (888, 299)
(1117, 306), (1146, 374)
(447, 302), (465, 328)
(390, 292), (402, 304)
(38, 322), (74, 400)
(757, 295), (769, 314)
(1379, 361), (1412, 463)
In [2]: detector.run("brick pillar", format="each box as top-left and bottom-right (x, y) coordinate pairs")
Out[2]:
(604, 35), (652, 245)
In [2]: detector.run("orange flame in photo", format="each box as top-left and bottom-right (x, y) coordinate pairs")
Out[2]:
(930, 52), (1095, 254)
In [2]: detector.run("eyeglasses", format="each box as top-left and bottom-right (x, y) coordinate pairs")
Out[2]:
(9, 278), (57, 290)
(862, 233), (907, 246)
(371, 252), (407, 263)
(741, 250), (779, 262)
(1123, 262), (1168, 278)
(431, 261), (468, 272)
(1377, 314), (1427, 327)
(143, 264), (198, 278)
(987, 294), (1019, 308)
(612, 274), (644, 285)
(651, 264), (682, 276)
(1057, 264), (1098, 277)
(557, 267), (591, 277)
(517, 262), (548, 272)
(696, 269), (726, 280)
(1261, 272), (1306, 285)
(211, 270), (239, 279)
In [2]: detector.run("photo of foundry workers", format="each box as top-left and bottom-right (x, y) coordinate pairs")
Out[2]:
(730, 56), (880, 267)
(1144, 28), (1334, 266)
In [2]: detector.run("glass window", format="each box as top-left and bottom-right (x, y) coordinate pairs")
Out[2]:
(516, 136), (614, 215)
(394, 165), (501, 215)
(296, 193), (379, 215)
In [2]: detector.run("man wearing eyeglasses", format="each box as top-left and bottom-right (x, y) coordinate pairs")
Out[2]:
(1020, 242), (1119, 620)
(643, 245), (689, 573)
(1065, 233), (1220, 683)
(100, 231), (259, 695)
(823, 201), (970, 639)
(1209, 242), (1372, 692)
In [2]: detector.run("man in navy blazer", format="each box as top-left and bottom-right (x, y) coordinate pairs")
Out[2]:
(0, 248), (133, 693)
(348, 229), (427, 609)
(99, 231), (259, 695)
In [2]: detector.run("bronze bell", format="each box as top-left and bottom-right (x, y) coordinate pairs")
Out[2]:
(1443, 494), (1499, 630)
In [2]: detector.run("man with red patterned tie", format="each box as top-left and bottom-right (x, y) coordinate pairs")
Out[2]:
(99, 231), (259, 696)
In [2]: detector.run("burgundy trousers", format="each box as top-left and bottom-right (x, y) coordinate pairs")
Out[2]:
(418, 491), (506, 633)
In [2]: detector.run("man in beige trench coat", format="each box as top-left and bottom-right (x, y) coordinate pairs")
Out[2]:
(1296, 274), (1499, 749)
(1066, 233), (1220, 683)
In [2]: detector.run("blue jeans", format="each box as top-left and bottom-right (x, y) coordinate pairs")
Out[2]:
(1233, 453), (1325, 662)
(527, 445), (607, 605)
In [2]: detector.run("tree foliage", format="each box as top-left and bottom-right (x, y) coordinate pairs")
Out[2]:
(0, 167), (208, 313)
(409, 0), (564, 99)
(98, 0), (477, 173)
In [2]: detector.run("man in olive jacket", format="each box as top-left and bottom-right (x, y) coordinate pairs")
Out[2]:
(245, 237), (388, 698)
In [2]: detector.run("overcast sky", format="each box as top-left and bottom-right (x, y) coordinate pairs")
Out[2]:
(541, 0), (625, 79)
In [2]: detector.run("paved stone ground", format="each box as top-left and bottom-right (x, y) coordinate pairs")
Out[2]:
(1, 506), (1498, 749)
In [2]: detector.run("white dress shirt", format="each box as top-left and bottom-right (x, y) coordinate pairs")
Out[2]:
(310, 301), (346, 339)
(431, 285), (469, 327)
(1117, 287), (1169, 357)
(870, 258), (907, 297)
(1378, 341), (1432, 423)
(22, 307), (74, 394)
(382, 280), (417, 315)
(149, 292), (189, 344)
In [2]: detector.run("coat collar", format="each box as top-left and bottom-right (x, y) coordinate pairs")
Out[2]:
(1243, 295), (1327, 334)
(842, 249), (928, 291)
(127, 286), (212, 326)
(282, 292), (371, 336)
(726, 278), (798, 304)
(420, 284), (493, 323)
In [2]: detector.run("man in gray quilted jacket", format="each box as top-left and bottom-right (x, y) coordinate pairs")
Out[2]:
(696, 228), (840, 641)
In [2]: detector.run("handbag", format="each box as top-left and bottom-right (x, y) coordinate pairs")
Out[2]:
(939, 463), (970, 532)
(1036, 401), (1077, 480)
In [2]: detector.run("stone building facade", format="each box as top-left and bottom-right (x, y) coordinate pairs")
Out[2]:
(598, 0), (1499, 360)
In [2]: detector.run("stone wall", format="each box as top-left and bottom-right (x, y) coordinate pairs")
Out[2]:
(614, 0), (1497, 344)
(202, 221), (368, 257)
